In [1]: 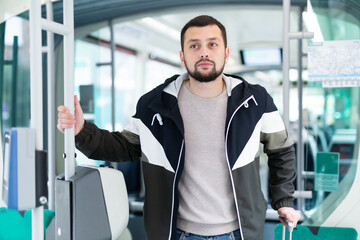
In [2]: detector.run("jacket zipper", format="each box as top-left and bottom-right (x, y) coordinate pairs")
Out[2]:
(168, 140), (185, 240)
(225, 95), (258, 240)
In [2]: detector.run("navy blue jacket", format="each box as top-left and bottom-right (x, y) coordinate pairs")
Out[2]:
(76, 73), (296, 240)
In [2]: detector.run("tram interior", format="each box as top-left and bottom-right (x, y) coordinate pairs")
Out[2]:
(1, 0), (360, 239)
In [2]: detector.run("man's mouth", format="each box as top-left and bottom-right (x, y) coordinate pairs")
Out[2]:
(197, 61), (214, 68)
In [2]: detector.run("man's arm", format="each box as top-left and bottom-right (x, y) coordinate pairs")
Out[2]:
(75, 121), (141, 162)
(57, 95), (141, 162)
(264, 143), (296, 209)
(261, 127), (301, 227)
(260, 90), (300, 227)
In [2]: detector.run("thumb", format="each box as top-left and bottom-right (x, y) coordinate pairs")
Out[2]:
(73, 95), (85, 135)
(74, 95), (80, 108)
(74, 95), (84, 114)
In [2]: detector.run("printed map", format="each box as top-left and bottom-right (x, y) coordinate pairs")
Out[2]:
(308, 40), (360, 87)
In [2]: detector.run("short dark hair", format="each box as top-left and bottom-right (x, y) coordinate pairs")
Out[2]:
(180, 15), (227, 51)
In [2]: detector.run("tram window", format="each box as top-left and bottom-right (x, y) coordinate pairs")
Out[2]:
(74, 27), (139, 164)
(144, 58), (182, 92)
(240, 47), (282, 66)
(114, 50), (137, 131)
(302, 85), (360, 225)
(1, 16), (31, 142)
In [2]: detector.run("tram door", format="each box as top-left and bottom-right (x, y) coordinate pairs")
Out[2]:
(296, 0), (360, 234)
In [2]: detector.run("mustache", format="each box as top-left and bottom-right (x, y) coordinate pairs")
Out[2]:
(195, 59), (216, 66)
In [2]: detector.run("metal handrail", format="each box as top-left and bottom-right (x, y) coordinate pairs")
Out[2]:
(30, 0), (74, 238)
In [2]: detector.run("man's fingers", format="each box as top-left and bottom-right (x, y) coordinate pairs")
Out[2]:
(284, 212), (294, 222)
(57, 96), (84, 135)
(279, 216), (297, 228)
(57, 105), (71, 113)
(58, 117), (75, 126)
(57, 98), (82, 134)
(58, 112), (75, 120)
(57, 123), (64, 133)
(279, 217), (287, 226)
(57, 119), (71, 133)
(57, 115), (76, 134)
(278, 207), (301, 228)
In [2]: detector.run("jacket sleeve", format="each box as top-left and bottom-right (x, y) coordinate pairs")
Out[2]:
(260, 91), (296, 210)
(75, 120), (142, 162)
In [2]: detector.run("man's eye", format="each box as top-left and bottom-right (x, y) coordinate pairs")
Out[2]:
(210, 43), (218, 47)
(190, 45), (198, 49)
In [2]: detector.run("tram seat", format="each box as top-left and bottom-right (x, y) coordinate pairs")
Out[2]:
(274, 224), (358, 240)
(56, 165), (129, 240)
(0, 207), (55, 240)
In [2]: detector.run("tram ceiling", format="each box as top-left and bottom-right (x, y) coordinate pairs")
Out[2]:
(35, 1), (307, 73)
(46, 0), (360, 71)
(45, 0), (360, 28)
(50, 0), (305, 28)
(5, 0), (360, 73)
(4, 0), (360, 28)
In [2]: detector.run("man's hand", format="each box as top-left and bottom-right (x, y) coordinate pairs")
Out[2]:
(57, 95), (85, 135)
(277, 207), (301, 228)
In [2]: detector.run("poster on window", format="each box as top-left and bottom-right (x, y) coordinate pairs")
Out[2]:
(308, 40), (360, 88)
(315, 152), (340, 192)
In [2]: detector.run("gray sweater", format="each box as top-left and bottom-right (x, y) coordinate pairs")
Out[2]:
(177, 82), (238, 235)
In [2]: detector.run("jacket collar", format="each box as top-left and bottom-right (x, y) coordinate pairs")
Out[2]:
(223, 73), (255, 114)
(162, 72), (248, 98)
(148, 73), (255, 117)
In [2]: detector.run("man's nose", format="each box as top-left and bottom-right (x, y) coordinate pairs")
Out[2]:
(200, 52), (209, 58)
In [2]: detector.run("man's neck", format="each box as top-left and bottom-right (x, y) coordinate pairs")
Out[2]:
(186, 76), (225, 98)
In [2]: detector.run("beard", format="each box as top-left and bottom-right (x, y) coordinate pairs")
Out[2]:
(185, 59), (225, 83)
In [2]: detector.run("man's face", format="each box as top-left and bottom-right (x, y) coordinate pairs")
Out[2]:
(180, 25), (229, 82)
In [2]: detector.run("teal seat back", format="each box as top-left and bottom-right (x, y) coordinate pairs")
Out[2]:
(0, 207), (55, 240)
(274, 224), (358, 240)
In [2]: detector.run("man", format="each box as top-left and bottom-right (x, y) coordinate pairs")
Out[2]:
(58, 15), (300, 240)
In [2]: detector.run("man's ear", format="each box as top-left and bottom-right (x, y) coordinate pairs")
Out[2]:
(225, 47), (230, 64)
(180, 51), (186, 67)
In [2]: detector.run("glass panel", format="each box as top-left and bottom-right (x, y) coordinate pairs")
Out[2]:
(74, 33), (111, 166)
(144, 59), (182, 92)
(302, 85), (359, 223)
(301, 1), (360, 225)
(310, 1), (360, 41)
(114, 50), (137, 131)
(1, 16), (30, 141)
(94, 64), (112, 130)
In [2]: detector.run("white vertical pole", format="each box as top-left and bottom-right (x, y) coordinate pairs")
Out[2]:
(46, 0), (55, 211)
(109, 19), (115, 131)
(282, 1), (314, 217)
(282, 0), (290, 129)
(296, 6), (305, 216)
(63, 0), (75, 180)
(30, 0), (44, 239)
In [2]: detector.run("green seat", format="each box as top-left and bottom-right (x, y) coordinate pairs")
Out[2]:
(0, 207), (55, 240)
(274, 223), (358, 240)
